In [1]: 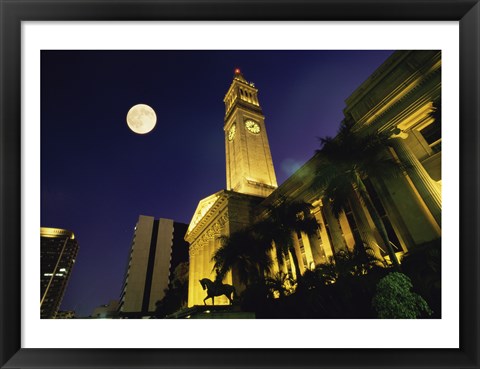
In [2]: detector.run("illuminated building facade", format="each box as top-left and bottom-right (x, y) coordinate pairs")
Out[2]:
(186, 50), (441, 307)
(118, 216), (188, 318)
(40, 227), (79, 319)
(186, 69), (279, 305)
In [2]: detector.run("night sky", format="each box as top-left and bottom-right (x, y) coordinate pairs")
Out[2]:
(41, 50), (394, 317)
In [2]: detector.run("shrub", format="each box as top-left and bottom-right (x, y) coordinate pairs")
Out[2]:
(372, 272), (432, 319)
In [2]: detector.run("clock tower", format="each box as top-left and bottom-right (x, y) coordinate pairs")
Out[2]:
(224, 69), (278, 197)
(186, 69), (279, 306)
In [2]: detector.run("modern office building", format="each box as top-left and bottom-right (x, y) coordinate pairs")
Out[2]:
(118, 216), (189, 318)
(186, 50), (442, 307)
(40, 227), (79, 319)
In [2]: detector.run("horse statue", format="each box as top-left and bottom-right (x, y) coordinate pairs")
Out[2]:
(199, 278), (235, 305)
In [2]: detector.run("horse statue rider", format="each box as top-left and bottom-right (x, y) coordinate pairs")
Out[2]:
(199, 278), (235, 305)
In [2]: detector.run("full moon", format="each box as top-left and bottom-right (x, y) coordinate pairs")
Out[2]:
(126, 104), (157, 134)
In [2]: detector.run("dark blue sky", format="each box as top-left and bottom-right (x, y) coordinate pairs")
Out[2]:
(41, 50), (393, 317)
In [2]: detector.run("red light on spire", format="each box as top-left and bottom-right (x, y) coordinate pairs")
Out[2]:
(234, 68), (241, 74)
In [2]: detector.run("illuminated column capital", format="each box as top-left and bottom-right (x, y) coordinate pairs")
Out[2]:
(391, 128), (409, 140)
(390, 137), (441, 228)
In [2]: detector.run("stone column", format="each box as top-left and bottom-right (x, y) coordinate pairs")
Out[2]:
(209, 239), (216, 280)
(322, 201), (348, 254)
(300, 232), (316, 270)
(288, 250), (297, 280)
(201, 242), (208, 280)
(270, 247), (280, 274)
(196, 243), (205, 305)
(188, 250), (195, 307)
(292, 233), (305, 275)
(271, 240), (289, 275)
(307, 232), (323, 266)
(348, 192), (384, 261)
(391, 137), (441, 227)
(312, 206), (334, 262)
(195, 246), (203, 306)
(338, 211), (356, 250)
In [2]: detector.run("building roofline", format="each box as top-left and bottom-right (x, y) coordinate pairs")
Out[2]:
(40, 227), (75, 239)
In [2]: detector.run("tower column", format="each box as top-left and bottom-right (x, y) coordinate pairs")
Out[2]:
(390, 137), (441, 227)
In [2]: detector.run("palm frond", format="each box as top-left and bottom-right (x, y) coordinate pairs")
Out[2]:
(314, 121), (403, 268)
(212, 226), (275, 285)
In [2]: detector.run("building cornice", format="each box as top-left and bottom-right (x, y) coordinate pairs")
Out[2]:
(224, 101), (264, 126)
(40, 227), (75, 239)
(185, 190), (229, 243)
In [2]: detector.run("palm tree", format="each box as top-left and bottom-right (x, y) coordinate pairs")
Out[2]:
(265, 271), (296, 298)
(334, 243), (382, 278)
(254, 198), (320, 280)
(213, 228), (272, 286)
(315, 121), (404, 269)
(213, 198), (319, 287)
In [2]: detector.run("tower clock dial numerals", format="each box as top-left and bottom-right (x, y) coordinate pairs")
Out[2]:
(228, 123), (236, 141)
(245, 120), (260, 134)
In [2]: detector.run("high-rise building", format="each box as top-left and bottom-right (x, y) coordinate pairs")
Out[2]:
(40, 227), (79, 319)
(118, 216), (189, 318)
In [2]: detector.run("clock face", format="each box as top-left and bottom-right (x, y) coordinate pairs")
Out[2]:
(245, 120), (260, 134)
(228, 123), (236, 141)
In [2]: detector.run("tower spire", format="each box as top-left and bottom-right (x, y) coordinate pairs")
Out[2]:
(224, 69), (260, 117)
(233, 68), (247, 83)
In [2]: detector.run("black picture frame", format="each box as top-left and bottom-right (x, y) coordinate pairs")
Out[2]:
(1, 1), (479, 368)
